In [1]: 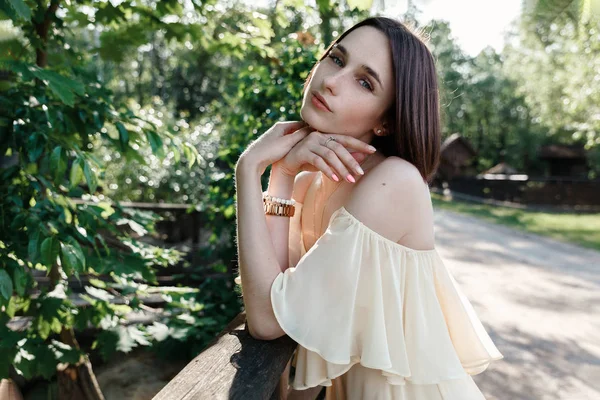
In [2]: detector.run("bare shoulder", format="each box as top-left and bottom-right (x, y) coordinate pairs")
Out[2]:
(292, 171), (316, 204)
(344, 156), (435, 249)
(364, 156), (425, 186)
(350, 156), (429, 205)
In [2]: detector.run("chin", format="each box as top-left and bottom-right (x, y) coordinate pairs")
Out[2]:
(300, 106), (335, 134)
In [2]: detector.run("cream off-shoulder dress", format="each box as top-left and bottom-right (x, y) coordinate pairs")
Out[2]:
(237, 172), (503, 400)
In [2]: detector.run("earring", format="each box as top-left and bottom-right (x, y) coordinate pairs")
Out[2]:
(376, 129), (382, 134)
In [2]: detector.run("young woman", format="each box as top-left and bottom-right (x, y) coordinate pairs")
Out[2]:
(234, 17), (503, 400)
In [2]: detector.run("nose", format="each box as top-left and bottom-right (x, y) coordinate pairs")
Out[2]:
(322, 69), (346, 95)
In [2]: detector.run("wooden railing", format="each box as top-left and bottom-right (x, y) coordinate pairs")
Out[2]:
(70, 199), (206, 248)
(434, 175), (600, 212)
(153, 312), (298, 400)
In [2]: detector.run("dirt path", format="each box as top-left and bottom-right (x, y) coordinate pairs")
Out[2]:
(433, 209), (600, 400)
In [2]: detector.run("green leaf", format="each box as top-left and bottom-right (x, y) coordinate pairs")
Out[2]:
(50, 146), (67, 183)
(0, 346), (19, 379)
(316, 0), (331, 13)
(171, 146), (180, 164)
(62, 207), (72, 224)
(95, 233), (109, 255)
(147, 322), (169, 341)
(0, 0), (32, 21)
(183, 142), (198, 168)
(5, 296), (16, 317)
(116, 325), (150, 353)
(93, 330), (119, 362)
(69, 239), (86, 271)
(27, 229), (40, 264)
(116, 122), (129, 151)
(146, 131), (164, 157)
(27, 133), (44, 162)
(88, 278), (106, 288)
(12, 266), (26, 296)
(84, 286), (113, 302)
(346, 0), (373, 10)
(4, 61), (85, 106)
(69, 157), (84, 189)
(13, 346), (35, 378)
(34, 345), (58, 379)
(10, 214), (25, 231)
(83, 159), (97, 194)
(128, 325), (150, 346)
(182, 143), (192, 167)
(40, 237), (52, 264)
(51, 340), (81, 365)
(0, 270), (13, 300)
(224, 204), (235, 219)
(40, 236), (59, 267)
(28, 68), (85, 107)
(60, 242), (83, 276)
(50, 317), (62, 334)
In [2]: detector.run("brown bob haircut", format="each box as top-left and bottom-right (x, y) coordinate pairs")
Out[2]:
(303, 17), (441, 184)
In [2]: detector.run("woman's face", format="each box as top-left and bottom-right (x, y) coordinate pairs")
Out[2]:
(300, 26), (395, 140)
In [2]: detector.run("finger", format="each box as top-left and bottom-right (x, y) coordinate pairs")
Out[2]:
(279, 121), (309, 135)
(293, 126), (313, 136)
(351, 151), (367, 164)
(287, 126), (311, 146)
(327, 134), (377, 154)
(312, 144), (355, 183)
(323, 139), (367, 179)
(308, 131), (363, 181)
(308, 152), (339, 183)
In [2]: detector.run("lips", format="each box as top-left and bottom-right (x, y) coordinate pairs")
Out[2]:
(312, 91), (332, 112)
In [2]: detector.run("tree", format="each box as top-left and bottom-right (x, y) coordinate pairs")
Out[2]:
(504, 2), (600, 177)
(0, 0), (201, 397)
(424, 19), (542, 173)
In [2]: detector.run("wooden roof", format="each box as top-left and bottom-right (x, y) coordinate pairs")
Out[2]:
(538, 144), (587, 159)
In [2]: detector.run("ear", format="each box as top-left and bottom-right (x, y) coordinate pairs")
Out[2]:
(375, 113), (392, 136)
(374, 121), (391, 137)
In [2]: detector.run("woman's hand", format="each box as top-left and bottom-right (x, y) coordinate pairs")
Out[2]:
(237, 121), (311, 175)
(273, 130), (377, 183)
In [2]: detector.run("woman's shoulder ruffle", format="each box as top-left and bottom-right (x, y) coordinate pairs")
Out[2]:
(270, 205), (503, 390)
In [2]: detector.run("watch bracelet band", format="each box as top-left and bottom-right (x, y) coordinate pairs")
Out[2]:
(262, 191), (296, 206)
(263, 199), (295, 217)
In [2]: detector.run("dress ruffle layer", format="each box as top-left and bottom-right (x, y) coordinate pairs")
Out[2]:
(270, 206), (503, 396)
(324, 362), (490, 400)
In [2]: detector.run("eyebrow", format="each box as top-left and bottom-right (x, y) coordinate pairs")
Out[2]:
(333, 44), (383, 90)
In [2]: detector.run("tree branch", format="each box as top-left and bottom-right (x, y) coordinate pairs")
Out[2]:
(35, 0), (61, 67)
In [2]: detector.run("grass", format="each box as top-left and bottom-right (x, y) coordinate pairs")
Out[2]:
(431, 193), (600, 251)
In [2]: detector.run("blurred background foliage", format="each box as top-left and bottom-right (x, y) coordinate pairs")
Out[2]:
(1, 0), (599, 396)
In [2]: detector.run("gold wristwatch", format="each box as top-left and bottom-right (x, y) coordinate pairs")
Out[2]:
(263, 200), (295, 217)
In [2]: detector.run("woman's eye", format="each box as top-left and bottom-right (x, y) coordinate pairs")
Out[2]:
(359, 79), (373, 91)
(328, 54), (343, 67)
(327, 53), (373, 92)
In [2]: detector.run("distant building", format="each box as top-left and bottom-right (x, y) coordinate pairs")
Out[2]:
(481, 162), (518, 175)
(538, 144), (589, 177)
(437, 133), (478, 180)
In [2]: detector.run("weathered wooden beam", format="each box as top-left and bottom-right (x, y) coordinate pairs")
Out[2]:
(153, 312), (296, 400)
(8, 307), (162, 332)
(69, 199), (195, 211)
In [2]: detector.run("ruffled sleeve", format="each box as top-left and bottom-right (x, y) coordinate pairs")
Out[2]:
(270, 206), (503, 391)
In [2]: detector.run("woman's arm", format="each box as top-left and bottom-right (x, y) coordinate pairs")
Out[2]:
(233, 122), (373, 340)
(264, 165), (295, 273)
(235, 158), (289, 339)
(266, 167), (313, 273)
